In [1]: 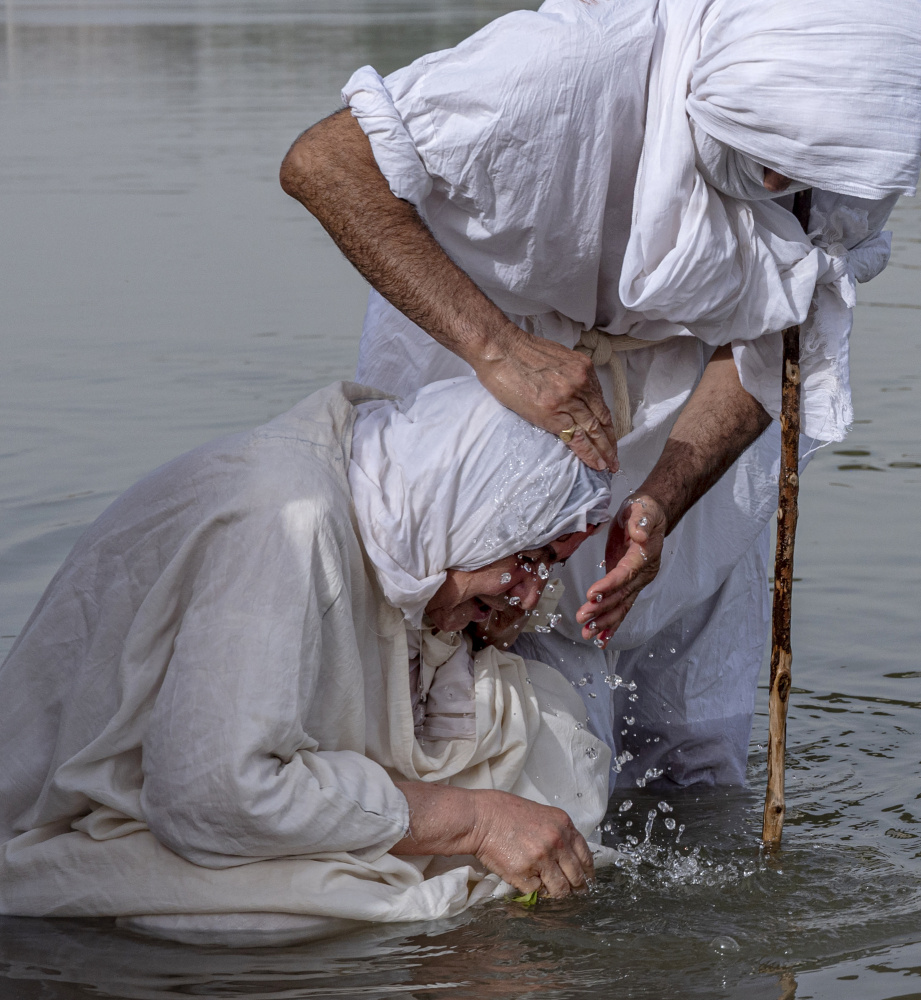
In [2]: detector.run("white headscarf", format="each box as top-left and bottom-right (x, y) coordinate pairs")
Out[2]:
(620, 0), (921, 442)
(347, 377), (612, 626)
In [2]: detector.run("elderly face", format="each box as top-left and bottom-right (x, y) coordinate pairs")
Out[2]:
(424, 526), (598, 632)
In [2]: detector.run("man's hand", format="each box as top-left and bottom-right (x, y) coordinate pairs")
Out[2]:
(573, 344), (772, 646)
(477, 329), (618, 472)
(280, 110), (617, 472)
(575, 495), (666, 647)
(392, 782), (594, 897)
(469, 789), (595, 897)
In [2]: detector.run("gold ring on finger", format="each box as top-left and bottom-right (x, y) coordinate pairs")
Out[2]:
(559, 426), (577, 443)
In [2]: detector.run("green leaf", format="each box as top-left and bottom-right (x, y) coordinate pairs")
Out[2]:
(511, 889), (539, 907)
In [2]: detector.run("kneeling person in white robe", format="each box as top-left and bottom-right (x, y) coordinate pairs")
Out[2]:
(0, 377), (614, 943)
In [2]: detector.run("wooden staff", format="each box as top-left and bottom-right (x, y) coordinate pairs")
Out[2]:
(762, 188), (813, 846)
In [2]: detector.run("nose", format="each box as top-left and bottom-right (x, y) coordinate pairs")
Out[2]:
(511, 572), (544, 610)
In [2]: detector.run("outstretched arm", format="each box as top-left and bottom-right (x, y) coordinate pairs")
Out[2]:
(576, 344), (772, 645)
(279, 109), (618, 473)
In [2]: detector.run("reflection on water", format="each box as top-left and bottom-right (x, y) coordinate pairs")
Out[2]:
(2, 3), (921, 998)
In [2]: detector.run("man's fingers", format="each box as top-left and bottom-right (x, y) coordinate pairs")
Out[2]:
(537, 861), (574, 898)
(555, 836), (595, 891)
(563, 398), (619, 472)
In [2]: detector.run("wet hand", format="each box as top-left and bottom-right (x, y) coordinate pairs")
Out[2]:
(576, 495), (667, 648)
(470, 789), (595, 898)
(476, 329), (619, 473)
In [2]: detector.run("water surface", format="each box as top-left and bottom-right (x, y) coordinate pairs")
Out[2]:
(1, 4), (920, 998)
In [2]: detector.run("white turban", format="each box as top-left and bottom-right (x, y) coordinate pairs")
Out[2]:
(347, 377), (612, 626)
(620, 0), (921, 442)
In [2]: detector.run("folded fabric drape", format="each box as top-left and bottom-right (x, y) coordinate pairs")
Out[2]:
(621, 0), (921, 441)
(348, 377), (612, 626)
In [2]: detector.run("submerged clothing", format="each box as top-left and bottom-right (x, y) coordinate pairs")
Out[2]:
(0, 383), (610, 941)
(343, 0), (921, 786)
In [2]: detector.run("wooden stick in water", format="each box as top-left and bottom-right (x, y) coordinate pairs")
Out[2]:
(762, 188), (813, 847)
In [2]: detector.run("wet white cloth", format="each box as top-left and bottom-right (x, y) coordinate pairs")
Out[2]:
(342, 0), (921, 788)
(0, 383), (612, 937)
(348, 377), (611, 626)
(344, 0), (921, 443)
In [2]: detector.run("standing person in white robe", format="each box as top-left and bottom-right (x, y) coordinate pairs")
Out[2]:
(0, 377), (615, 945)
(279, 0), (921, 789)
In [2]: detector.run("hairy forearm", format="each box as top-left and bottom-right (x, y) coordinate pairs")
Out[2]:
(639, 345), (771, 533)
(279, 109), (524, 370)
(280, 109), (618, 469)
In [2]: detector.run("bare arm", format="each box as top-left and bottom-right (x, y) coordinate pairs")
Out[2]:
(576, 345), (772, 644)
(279, 109), (618, 472)
(391, 781), (594, 898)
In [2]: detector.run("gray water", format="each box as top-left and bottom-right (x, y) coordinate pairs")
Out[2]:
(1, 3), (920, 998)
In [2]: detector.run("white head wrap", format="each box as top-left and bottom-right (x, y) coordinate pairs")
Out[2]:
(347, 377), (612, 626)
(620, 0), (921, 442)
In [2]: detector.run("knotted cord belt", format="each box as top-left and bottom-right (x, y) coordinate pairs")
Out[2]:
(574, 329), (660, 439)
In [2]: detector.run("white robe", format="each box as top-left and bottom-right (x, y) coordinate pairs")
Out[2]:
(343, 0), (789, 786)
(0, 382), (611, 944)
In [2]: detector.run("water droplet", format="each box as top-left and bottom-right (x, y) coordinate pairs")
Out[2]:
(675, 823), (685, 844)
(657, 802), (673, 813)
(635, 777), (646, 787)
(626, 681), (637, 692)
(628, 692), (638, 702)
(500, 572), (512, 585)
(593, 638), (605, 648)
(594, 594), (603, 603)
(574, 721), (584, 730)
(664, 817), (676, 831)
(618, 800), (633, 813)
(638, 516), (649, 528)
(535, 625), (552, 633)
(598, 560), (607, 570)
(669, 647), (676, 654)
(644, 767), (664, 781)
(624, 716), (635, 725)
(620, 728), (628, 735)
(585, 746), (599, 760)
(508, 595), (521, 606)
(711, 936), (740, 953)
(588, 691), (597, 698)
(537, 562), (550, 580)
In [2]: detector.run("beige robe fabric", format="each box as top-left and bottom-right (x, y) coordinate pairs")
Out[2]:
(0, 383), (611, 944)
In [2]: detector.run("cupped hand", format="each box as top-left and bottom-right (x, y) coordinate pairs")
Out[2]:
(476, 329), (619, 473)
(575, 494), (667, 648)
(470, 789), (595, 897)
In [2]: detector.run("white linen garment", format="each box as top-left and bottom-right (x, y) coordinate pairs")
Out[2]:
(342, 0), (921, 787)
(348, 376), (611, 626)
(0, 383), (612, 942)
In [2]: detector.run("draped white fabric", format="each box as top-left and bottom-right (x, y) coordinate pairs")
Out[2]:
(345, 0), (921, 443)
(348, 377), (611, 626)
(0, 384), (614, 939)
(621, 0), (921, 442)
(343, 0), (921, 786)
